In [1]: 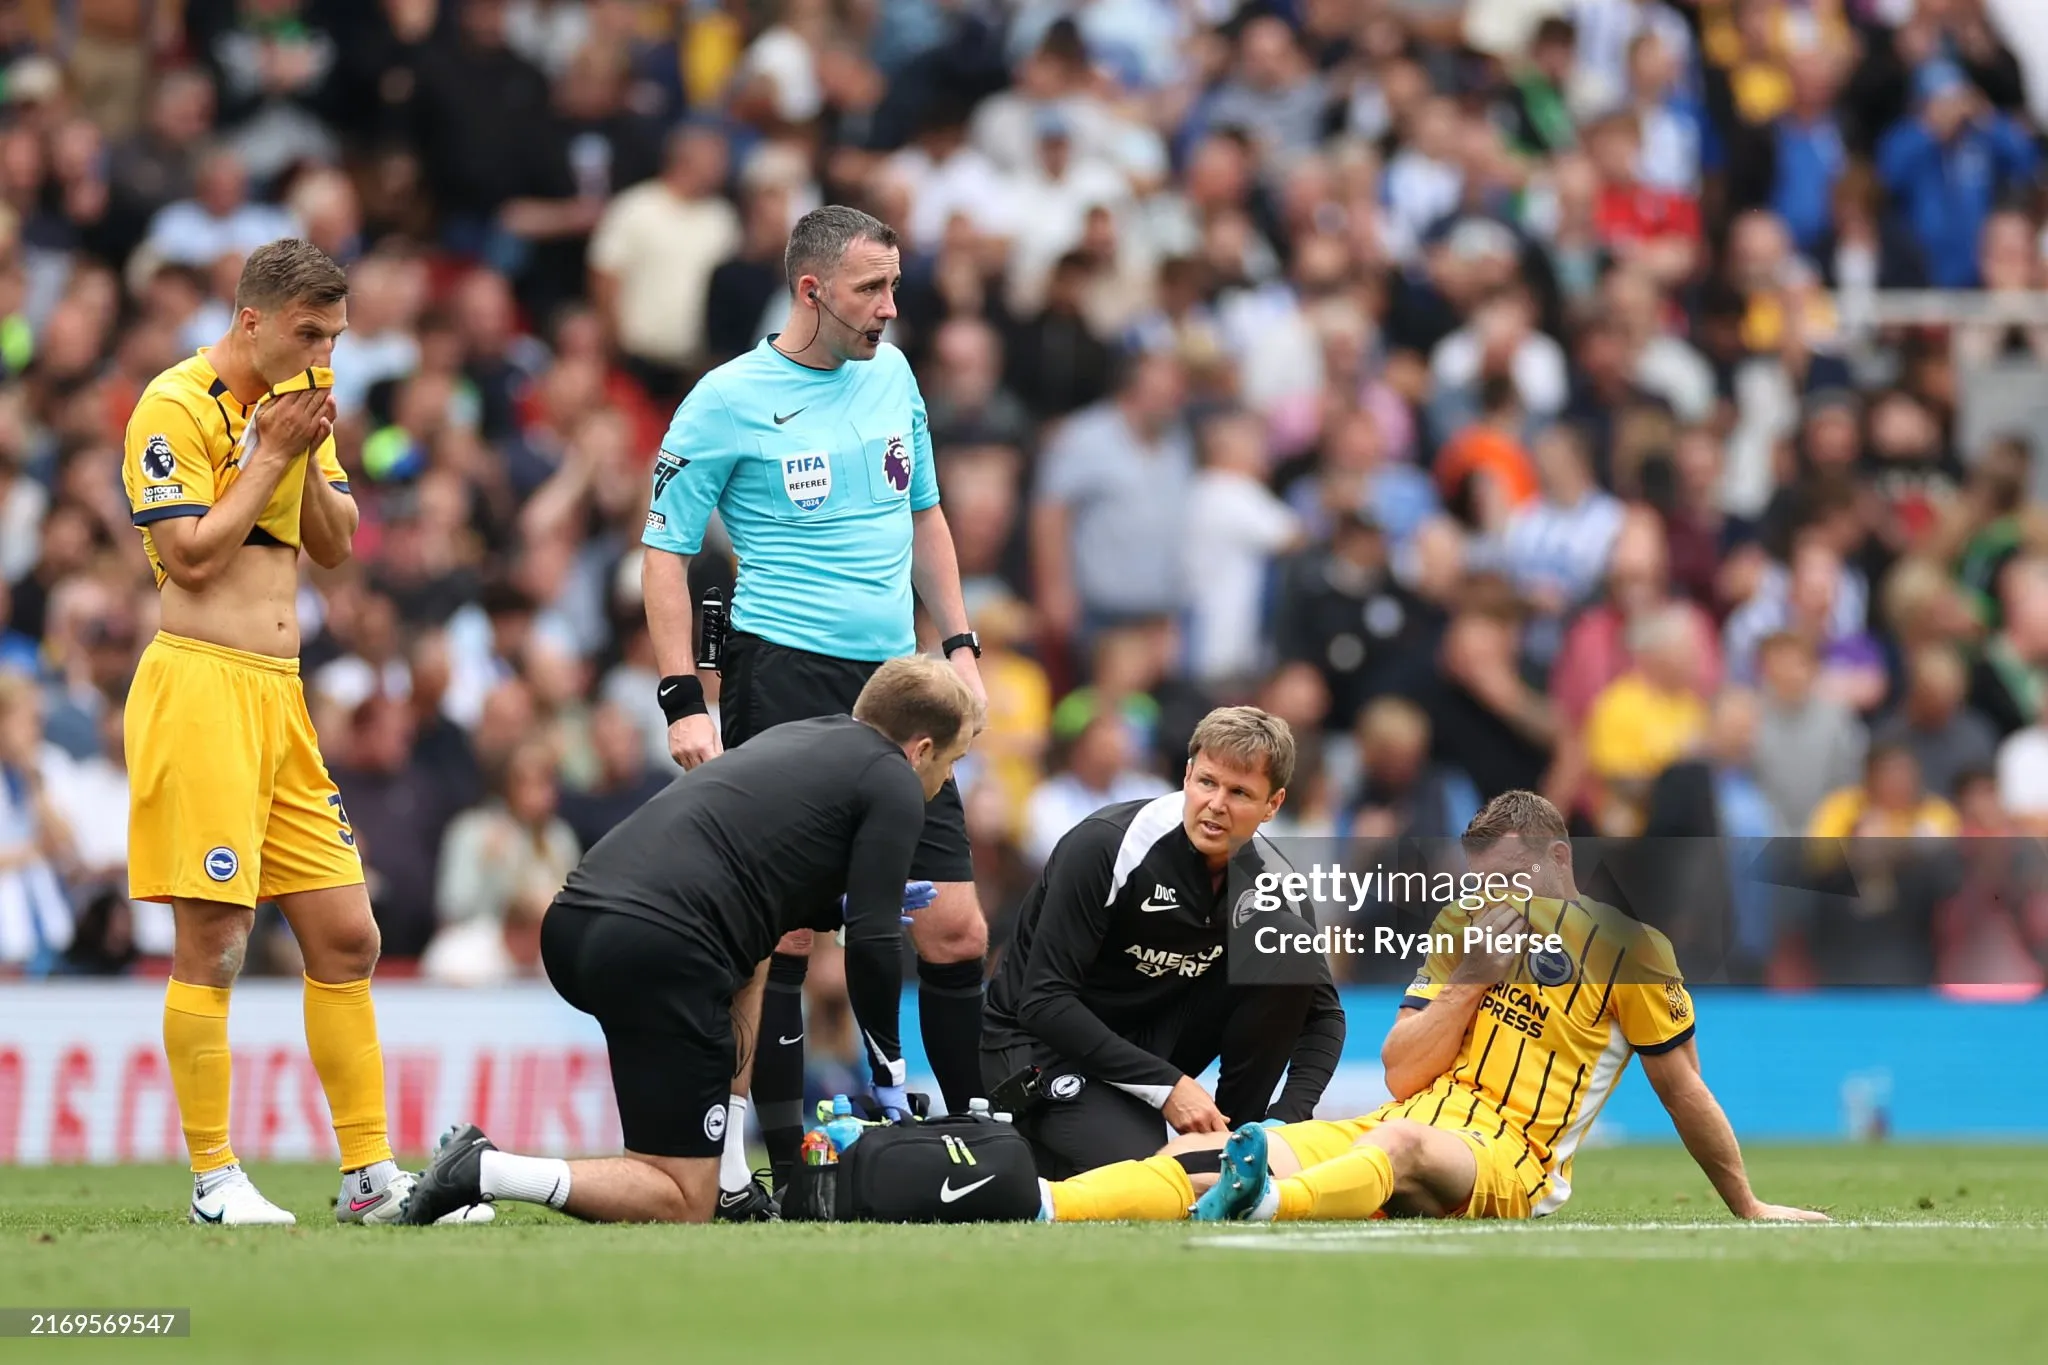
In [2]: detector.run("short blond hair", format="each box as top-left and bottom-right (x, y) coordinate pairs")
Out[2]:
(236, 237), (348, 312)
(1461, 789), (1569, 851)
(853, 655), (981, 752)
(1188, 706), (1296, 793)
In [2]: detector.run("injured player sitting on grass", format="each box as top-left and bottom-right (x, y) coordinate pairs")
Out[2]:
(1036, 791), (1828, 1226)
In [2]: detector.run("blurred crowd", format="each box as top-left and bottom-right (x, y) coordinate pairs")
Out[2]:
(2, 0), (2048, 1016)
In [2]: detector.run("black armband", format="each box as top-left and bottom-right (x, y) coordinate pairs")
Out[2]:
(658, 674), (707, 724)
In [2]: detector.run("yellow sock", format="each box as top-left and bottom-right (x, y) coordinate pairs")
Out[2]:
(302, 976), (393, 1171)
(1049, 1154), (1194, 1222)
(164, 979), (237, 1175)
(1276, 1143), (1394, 1221)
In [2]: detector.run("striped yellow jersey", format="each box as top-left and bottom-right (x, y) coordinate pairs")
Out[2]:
(1395, 895), (1695, 1214)
(122, 351), (343, 588)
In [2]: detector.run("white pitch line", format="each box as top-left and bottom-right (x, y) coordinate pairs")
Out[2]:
(1187, 1218), (2046, 1251)
(1189, 1238), (1747, 1258)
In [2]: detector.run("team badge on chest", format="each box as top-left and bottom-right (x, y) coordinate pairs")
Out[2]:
(780, 450), (831, 511)
(1528, 944), (1575, 987)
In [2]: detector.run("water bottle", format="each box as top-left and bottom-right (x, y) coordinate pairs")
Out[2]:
(823, 1094), (866, 1156)
(967, 1098), (991, 1122)
(800, 1129), (836, 1166)
(993, 1112), (1013, 1124)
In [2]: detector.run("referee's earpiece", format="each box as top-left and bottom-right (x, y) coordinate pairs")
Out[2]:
(776, 286), (830, 357)
(810, 286), (860, 335)
(795, 283), (861, 352)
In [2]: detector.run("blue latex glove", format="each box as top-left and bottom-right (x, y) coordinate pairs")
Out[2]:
(872, 1084), (913, 1122)
(898, 879), (937, 924)
(842, 881), (938, 925)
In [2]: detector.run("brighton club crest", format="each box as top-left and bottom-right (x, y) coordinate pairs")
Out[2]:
(1528, 944), (1575, 987)
(883, 434), (910, 494)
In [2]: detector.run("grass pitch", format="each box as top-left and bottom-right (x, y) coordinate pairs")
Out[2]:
(4, 1145), (2046, 1364)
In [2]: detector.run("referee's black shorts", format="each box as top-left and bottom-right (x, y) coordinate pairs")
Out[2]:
(719, 629), (974, 883)
(540, 899), (736, 1160)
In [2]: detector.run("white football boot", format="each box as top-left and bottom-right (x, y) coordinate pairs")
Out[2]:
(189, 1165), (296, 1226)
(336, 1162), (496, 1225)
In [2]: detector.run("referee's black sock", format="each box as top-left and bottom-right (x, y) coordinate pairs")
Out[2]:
(757, 952), (810, 1192)
(917, 956), (986, 1114)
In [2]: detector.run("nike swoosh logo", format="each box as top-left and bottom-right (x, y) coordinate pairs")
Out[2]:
(347, 1195), (382, 1213)
(778, 1033), (804, 1045)
(192, 1205), (224, 1223)
(774, 409), (806, 425)
(1139, 898), (1176, 913)
(939, 1176), (995, 1203)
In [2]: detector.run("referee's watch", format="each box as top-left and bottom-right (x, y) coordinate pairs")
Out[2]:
(942, 631), (982, 660)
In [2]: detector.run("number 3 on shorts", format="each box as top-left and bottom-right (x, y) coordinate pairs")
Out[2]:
(328, 792), (356, 848)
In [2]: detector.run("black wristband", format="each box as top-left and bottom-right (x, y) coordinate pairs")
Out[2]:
(658, 674), (707, 724)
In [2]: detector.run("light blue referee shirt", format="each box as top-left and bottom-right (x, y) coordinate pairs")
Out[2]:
(642, 337), (940, 661)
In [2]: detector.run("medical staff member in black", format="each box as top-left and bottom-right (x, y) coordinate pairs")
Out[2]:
(400, 658), (980, 1225)
(984, 707), (1346, 1177)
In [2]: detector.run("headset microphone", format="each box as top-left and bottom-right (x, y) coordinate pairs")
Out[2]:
(777, 286), (869, 359)
(811, 289), (868, 341)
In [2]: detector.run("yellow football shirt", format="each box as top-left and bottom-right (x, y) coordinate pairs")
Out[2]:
(1584, 672), (1707, 781)
(1805, 787), (1961, 839)
(122, 351), (343, 587)
(1396, 895), (1696, 1214)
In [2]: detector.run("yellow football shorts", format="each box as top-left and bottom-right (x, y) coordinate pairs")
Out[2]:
(1269, 1102), (1538, 1220)
(127, 631), (362, 907)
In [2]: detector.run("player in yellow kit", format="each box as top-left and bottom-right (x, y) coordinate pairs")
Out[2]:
(1042, 791), (1826, 1225)
(123, 239), (487, 1227)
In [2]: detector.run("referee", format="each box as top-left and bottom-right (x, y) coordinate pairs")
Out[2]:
(641, 205), (989, 1195)
(398, 658), (980, 1225)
